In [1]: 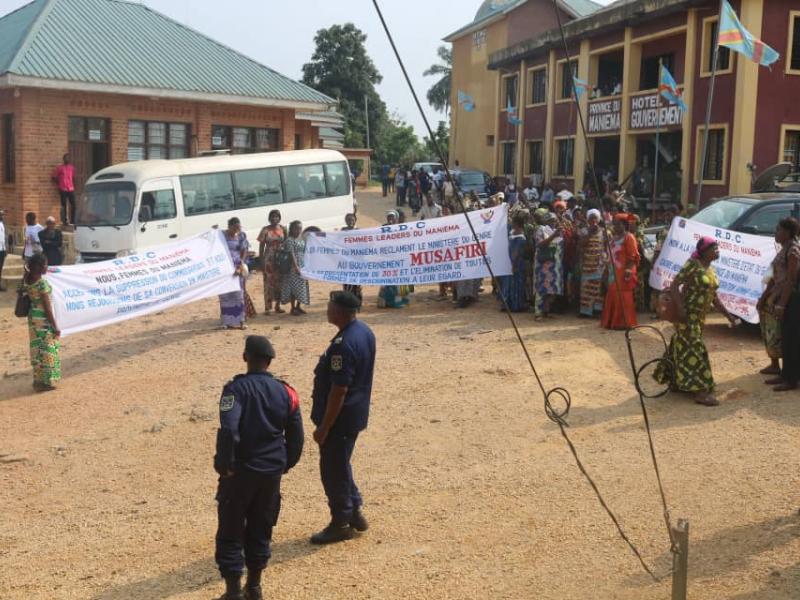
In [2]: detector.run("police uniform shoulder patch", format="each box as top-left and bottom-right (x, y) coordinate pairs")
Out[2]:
(331, 355), (343, 371)
(220, 394), (235, 412)
(333, 336), (344, 344)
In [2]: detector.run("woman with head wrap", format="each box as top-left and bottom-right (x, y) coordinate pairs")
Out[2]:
(654, 237), (737, 405)
(532, 208), (564, 320)
(499, 214), (529, 312)
(578, 208), (607, 317)
(600, 213), (640, 329)
(554, 199), (578, 307)
(377, 211), (410, 308)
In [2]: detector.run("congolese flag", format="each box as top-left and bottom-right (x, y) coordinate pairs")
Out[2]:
(718, 0), (779, 67)
(572, 76), (593, 99)
(658, 64), (687, 111)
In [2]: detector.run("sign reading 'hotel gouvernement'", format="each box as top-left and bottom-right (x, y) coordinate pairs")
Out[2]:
(588, 99), (622, 133)
(630, 93), (683, 130)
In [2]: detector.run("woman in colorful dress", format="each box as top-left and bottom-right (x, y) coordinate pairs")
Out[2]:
(23, 253), (61, 391)
(280, 220), (311, 316)
(601, 214), (640, 329)
(219, 217), (249, 330)
(377, 211), (410, 308)
(499, 214), (528, 312)
(762, 218), (800, 391)
(257, 209), (286, 315)
(341, 213), (363, 301)
(579, 208), (607, 317)
(532, 208), (563, 321)
(654, 237), (736, 406)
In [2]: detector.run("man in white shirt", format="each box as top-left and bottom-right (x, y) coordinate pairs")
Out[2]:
(0, 209), (6, 291)
(418, 194), (443, 220)
(23, 212), (44, 258)
(556, 185), (574, 203)
(523, 182), (539, 205)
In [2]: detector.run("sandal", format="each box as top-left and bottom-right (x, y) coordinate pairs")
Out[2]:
(773, 383), (798, 392)
(695, 393), (719, 407)
(274, 307), (286, 314)
(765, 377), (785, 385)
(295, 307), (307, 315)
(759, 365), (781, 375)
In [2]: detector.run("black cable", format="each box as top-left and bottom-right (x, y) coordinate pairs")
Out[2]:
(371, 0), (672, 583)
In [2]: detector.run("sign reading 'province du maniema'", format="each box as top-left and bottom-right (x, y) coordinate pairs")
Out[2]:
(588, 98), (621, 134)
(301, 204), (512, 286)
(47, 230), (240, 336)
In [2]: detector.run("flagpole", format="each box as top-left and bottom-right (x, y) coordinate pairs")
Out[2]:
(652, 58), (662, 224)
(695, 0), (725, 210)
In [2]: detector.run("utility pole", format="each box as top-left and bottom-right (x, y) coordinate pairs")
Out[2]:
(365, 96), (370, 149)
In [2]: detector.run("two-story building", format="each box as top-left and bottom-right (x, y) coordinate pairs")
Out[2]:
(0, 0), (339, 240)
(486, 0), (800, 206)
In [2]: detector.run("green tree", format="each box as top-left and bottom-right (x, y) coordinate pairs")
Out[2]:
(377, 113), (424, 166)
(423, 121), (449, 163)
(423, 46), (452, 114)
(302, 23), (388, 152)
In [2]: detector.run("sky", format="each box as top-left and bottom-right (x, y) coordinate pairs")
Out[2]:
(0, 0), (612, 138)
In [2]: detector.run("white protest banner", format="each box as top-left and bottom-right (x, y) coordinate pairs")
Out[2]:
(47, 230), (240, 336)
(649, 217), (776, 323)
(302, 204), (512, 286)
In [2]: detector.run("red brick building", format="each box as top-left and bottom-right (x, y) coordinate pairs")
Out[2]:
(0, 0), (336, 240)
(484, 0), (800, 207)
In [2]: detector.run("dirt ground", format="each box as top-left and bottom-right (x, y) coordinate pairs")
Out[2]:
(1, 189), (799, 600)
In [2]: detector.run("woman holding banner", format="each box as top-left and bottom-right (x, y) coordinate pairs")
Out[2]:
(23, 254), (61, 391)
(654, 237), (736, 406)
(762, 218), (800, 391)
(280, 221), (311, 316)
(219, 217), (249, 330)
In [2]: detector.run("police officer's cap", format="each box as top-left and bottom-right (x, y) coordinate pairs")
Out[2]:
(329, 290), (362, 310)
(245, 335), (276, 360)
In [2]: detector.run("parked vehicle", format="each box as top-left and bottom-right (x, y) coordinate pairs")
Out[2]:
(451, 169), (492, 201)
(74, 149), (353, 262)
(412, 161), (444, 175)
(691, 193), (800, 235)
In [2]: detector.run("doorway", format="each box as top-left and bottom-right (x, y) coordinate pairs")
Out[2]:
(590, 136), (620, 193)
(68, 117), (111, 196)
(634, 131), (682, 202)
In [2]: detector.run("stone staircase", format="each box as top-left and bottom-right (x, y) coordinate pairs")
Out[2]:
(1, 253), (24, 290)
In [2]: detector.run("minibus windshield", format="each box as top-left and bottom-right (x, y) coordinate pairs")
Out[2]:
(77, 182), (137, 227)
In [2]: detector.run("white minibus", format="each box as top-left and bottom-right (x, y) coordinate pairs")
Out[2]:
(74, 149), (354, 262)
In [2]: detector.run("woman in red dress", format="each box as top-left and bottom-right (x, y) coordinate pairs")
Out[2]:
(601, 213), (640, 329)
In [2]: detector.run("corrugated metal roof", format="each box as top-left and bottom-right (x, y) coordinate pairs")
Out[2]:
(0, 0), (333, 107)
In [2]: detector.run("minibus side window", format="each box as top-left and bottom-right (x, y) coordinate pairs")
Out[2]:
(181, 172), (234, 215)
(140, 189), (177, 221)
(233, 168), (283, 208)
(324, 161), (350, 197)
(281, 164), (327, 202)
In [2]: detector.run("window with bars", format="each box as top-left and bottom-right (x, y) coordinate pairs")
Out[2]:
(2, 114), (14, 183)
(783, 130), (800, 171)
(530, 68), (547, 105)
(502, 142), (517, 176)
(791, 15), (800, 71)
(212, 125), (280, 154)
(555, 138), (574, 176)
(707, 21), (731, 72)
(697, 127), (726, 182)
(560, 61), (577, 99)
(128, 121), (189, 160)
(503, 75), (519, 109)
(526, 140), (543, 176)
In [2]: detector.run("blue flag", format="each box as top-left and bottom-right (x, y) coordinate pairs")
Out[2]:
(457, 90), (475, 112)
(507, 99), (522, 126)
(572, 76), (592, 99)
(718, 0), (779, 67)
(658, 64), (687, 112)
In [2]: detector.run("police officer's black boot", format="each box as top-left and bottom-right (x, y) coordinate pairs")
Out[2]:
(310, 521), (355, 545)
(350, 508), (369, 532)
(244, 569), (263, 600)
(217, 575), (245, 600)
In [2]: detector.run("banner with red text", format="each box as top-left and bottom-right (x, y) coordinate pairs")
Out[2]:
(649, 217), (777, 323)
(301, 205), (512, 286)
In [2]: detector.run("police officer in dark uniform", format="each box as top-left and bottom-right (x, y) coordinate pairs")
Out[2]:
(310, 291), (376, 544)
(214, 336), (304, 600)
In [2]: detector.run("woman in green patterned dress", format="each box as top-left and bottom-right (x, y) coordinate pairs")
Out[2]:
(23, 254), (61, 392)
(654, 237), (736, 406)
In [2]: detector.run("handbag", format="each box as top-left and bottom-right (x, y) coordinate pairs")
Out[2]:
(15, 284), (31, 318)
(656, 285), (686, 324)
(275, 249), (293, 275)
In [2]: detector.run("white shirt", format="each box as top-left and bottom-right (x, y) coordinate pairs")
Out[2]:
(24, 224), (44, 257)
(557, 190), (573, 202)
(523, 187), (539, 202)
(418, 203), (442, 220)
(0, 221), (5, 252)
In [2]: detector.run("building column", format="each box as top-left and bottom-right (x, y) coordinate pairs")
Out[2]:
(544, 49), (557, 182)
(515, 60), (527, 183)
(680, 9), (698, 207)
(493, 72), (501, 176)
(619, 27), (638, 187)
(729, 0), (764, 195)
(280, 109), (295, 151)
(573, 40), (591, 187)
